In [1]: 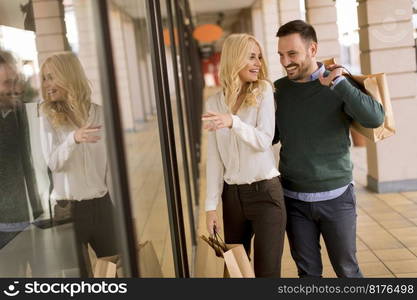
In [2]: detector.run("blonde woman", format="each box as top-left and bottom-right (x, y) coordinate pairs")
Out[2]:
(39, 52), (117, 277)
(202, 34), (286, 277)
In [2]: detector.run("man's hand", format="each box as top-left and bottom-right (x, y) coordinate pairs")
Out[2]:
(319, 64), (345, 87)
(202, 111), (233, 131)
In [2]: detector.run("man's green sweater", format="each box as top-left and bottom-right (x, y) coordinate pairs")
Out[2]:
(273, 76), (385, 192)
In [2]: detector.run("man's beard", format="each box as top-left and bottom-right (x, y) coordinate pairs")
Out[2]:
(0, 95), (21, 110)
(286, 58), (312, 81)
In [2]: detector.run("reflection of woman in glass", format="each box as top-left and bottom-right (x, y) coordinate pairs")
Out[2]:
(39, 52), (117, 277)
(203, 34), (286, 277)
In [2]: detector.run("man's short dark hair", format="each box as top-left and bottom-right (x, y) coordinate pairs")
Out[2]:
(276, 20), (317, 43)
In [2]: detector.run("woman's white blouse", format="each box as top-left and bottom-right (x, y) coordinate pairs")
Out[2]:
(40, 103), (108, 202)
(205, 83), (279, 211)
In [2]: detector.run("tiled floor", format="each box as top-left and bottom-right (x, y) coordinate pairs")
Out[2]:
(195, 109), (417, 278)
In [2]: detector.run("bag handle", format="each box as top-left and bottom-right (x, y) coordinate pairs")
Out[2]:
(212, 226), (227, 252)
(200, 235), (223, 257)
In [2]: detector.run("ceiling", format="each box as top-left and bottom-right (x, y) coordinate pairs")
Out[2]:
(189, 0), (257, 14)
(0, 0), (30, 30)
(110, 0), (257, 20)
(109, 0), (256, 50)
(0, 0), (257, 33)
(190, 0), (257, 33)
(111, 0), (147, 18)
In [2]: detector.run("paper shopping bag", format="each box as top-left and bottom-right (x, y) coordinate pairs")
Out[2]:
(137, 240), (163, 277)
(223, 244), (255, 278)
(195, 234), (224, 277)
(322, 58), (395, 142)
(87, 243), (119, 278)
(200, 234), (255, 278)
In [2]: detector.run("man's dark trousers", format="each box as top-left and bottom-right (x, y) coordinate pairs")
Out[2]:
(285, 183), (363, 278)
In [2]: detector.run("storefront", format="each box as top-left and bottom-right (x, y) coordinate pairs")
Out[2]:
(0, 0), (203, 278)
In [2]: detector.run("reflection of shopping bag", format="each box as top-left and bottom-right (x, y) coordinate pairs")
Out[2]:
(53, 200), (73, 225)
(87, 243), (120, 278)
(94, 255), (118, 278)
(137, 241), (163, 277)
(88, 240), (163, 278)
(200, 233), (255, 278)
(33, 200), (73, 229)
(322, 58), (395, 142)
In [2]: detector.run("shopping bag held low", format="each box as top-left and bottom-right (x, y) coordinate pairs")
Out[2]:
(200, 229), (255, 278)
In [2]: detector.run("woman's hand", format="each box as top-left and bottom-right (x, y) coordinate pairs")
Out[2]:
(206, 210), (220, 235)
(202, 112), (233, 131)
(74, 125), (102, 144)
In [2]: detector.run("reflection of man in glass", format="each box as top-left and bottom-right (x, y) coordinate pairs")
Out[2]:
(0, 49), (42, 250)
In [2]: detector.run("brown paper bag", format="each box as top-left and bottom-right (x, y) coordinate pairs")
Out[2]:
(322, 58), (395, 142)
(94, 257), (117, 278)
(200, 235), (255, 278)
(223, 244), (255, 278)
(88, 240), (163, 278)
(137, 240), (163, 277)
(87, 243), (119, 278)
(195, 235), (224, 277)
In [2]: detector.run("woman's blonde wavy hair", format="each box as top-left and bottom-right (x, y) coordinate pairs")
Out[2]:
(40, 52), (91, 129)
(219, 33), (271, 112)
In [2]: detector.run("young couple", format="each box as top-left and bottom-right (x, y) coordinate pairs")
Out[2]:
(203, 20), (384, 278)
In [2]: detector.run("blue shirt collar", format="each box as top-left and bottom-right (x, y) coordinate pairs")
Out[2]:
(310, 62), (324, 81)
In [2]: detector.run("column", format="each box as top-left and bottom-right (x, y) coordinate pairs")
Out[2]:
(251, 0), (265, 49)
(32, 0), (69, 64)
(275, 0), (306, 78)
(107, 2), (135, 131)
(279, 0), (306, 25)
(73, 0), (103, 105)
(358, 0), (417, 192)
(251, 0), (284, 80)
(306, 0), (341, 62)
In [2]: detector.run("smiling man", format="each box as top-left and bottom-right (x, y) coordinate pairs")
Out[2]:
(273, 20), (385, 278)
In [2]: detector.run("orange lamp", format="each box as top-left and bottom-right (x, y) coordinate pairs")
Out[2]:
(193, 24), (223, 43)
